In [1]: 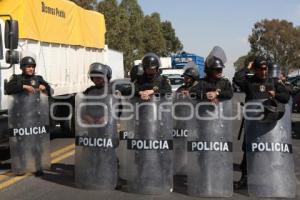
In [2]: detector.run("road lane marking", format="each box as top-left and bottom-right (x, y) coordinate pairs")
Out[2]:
(0, 146), (75, 190)
(51, 150), (75, 164)
(0, 172), (14, 182)
(51, 144), (75, 158)
(0, 143), (75, 182)
(0, 174), (30, 190)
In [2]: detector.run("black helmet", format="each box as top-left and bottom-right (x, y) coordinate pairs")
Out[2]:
(88, 62), (112, 81)
(20, 56), (36, 68)
(205, 56), (225, 69)
(252, 56), (268, 69)
(182, 67), (199, 80)
(130, 64), (144, 82)
(141, 53), (160, 70)
(205, 46), (226, 73)
(268, 63), (281, 78)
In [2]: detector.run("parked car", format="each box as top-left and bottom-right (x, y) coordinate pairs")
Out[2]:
(167, 75), (184, 92)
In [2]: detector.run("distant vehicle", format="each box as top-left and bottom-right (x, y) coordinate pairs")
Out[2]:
(171, 52), (205, 78)
(288, 76), (300, 86)
(165, 74), (184, 92)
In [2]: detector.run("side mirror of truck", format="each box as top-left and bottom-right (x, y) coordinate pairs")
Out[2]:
(4, 20), (18, 49)
(5, 50), (19, 64)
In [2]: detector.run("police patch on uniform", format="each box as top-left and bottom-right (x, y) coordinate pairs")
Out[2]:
(259, 85), (266, 92)
(31, 80), (37, 87)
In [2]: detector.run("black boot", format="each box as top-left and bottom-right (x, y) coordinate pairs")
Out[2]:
(34, 170), (44, 177)
(234, 175), (247, 190)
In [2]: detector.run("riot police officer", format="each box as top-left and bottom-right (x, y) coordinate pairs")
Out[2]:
(186, 46), (234, 197)
(82, 62), (113, 123)
(233, 56), (290, 190)
(190, 51), (233, 102)
(6, 56), (52, 96)
(6, 56), (51, 176)
(176, 66), (199, 95)
(75, 62), (119, 190)
(126, 53), (173, 194)
(134, 53), (172, 99)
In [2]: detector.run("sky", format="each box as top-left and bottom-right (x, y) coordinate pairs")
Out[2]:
(138, 0), (300, 78)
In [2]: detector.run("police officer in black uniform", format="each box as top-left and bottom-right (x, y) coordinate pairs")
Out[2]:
(76, 62), (120, 189)
(6, 56), (51, 176)
(176, 67), (199, 96)
(84, 62), (112, 94)
(134, 53), (172, 99)
(82, 62), (113, 123)
(6, 56), (52, 96)
(190, 55), (233, 102)
(233, 56), (290, 189)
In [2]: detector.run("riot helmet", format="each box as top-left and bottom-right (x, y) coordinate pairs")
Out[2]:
(182, 67), (199, 81)
(268, 63), (281, 79)
(204, 46), (227, 74)
(141, 53), (160, 70)
(20, 56), (36, 68)
(252, 56), (268, 70)
(130, 64), (144, 82)
(88, 62), (112, 82)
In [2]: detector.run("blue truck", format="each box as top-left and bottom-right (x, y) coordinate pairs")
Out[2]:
(171, 52), (205, 78)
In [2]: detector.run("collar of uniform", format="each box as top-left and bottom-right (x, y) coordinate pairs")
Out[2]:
(22, 73), (34, 78)
(252, 75), (267, 83)
(204, 76), (220, 82)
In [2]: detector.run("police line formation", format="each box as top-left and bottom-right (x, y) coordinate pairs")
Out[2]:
(6, 46), (296, 198)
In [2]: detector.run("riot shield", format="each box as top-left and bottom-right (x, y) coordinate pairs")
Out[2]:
(126, 95), (173, 194)
(117, 97), (135, 180)
(187, 100), (233, 197)
(75, 93), (118, 190)
(205, 46), (227, 66)
(172, 94), (191, 176)
(8, 93), (50, 174)
(245, 99), (296, 198)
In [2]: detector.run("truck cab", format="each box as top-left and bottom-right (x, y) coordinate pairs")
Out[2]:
(0, 16), (19, 147)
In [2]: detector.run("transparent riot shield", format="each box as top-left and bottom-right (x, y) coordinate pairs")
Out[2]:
(245, 99), (296, 198)
(117, 97), (135, 181)
(75, 93), (118, 190)
(173, 94), (192, 176)
(126, 95), (173, 194)
(187, 100), (233, 197)
(8, 93), (50, 174)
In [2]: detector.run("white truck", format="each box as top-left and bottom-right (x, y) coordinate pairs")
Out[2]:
(0, 0), (124, 144)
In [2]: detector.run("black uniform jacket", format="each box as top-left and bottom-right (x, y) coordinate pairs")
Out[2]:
(233, 68), (290, 103)
(6, 74), (52, 96)
(190, 77), (233, 101)
(134, 74), (172, 96)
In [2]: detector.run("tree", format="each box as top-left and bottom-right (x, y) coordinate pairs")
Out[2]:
(97, 0), (131, 74)
(234, 53), (256, 71)
(161, 21), (183, 56)
(120, 0), (145, 59)
(143, 13), (166, 55)
(69, 0), (97, 10)
(248, 19), (300, 74)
